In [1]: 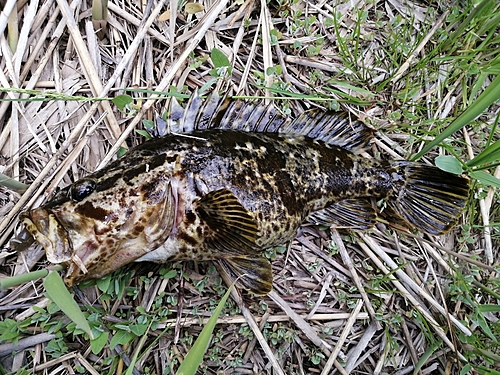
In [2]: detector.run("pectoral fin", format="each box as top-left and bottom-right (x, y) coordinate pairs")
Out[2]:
(309, 199), (377, 230)
(196, 189), (271, 294)
(196, 189), (259, 256)
(217, 255), (273, 295)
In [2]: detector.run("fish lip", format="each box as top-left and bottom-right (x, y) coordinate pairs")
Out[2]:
(20, 207), (73, 264)
(9, 227), (35, 253)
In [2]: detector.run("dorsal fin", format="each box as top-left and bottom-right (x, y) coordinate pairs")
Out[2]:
(153, 96), (190, 136)
(196, 189), (259, 256)
(215, 99), (290, 132)
(166, 97), (185, 134)
(180, 93), (204, 133)
(280, 110), (373, 152)
(160, 92), (374, 152)
(163, 92), (230, 134)
(191, 91), (229, 130)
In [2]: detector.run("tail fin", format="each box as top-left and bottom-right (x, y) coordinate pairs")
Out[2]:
(387, 161), (470, 235)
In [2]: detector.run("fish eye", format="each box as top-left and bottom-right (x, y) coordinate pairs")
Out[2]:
(70, 179), (96, 202)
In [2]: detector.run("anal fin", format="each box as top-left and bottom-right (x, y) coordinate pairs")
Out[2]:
(308, 199), (377, 230)
(217, 255), (273, 295)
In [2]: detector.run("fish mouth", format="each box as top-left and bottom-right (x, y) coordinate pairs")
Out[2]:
(20, 207), (73, 264)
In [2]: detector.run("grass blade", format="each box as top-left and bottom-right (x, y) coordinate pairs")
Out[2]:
(467, 138), (500, 168)
(412, 73), (500, 161)
(0, 266), (63, 290)
(124, 321), (153, 375)
(470, 171), (500, 188)
(478, 304), (500, 313)
(0, 173), (29, 192)
(413, 342), (439, 375)
(175, 284), (234, 375)
(43, 271), (94, 339)
(436, 0), (496, 54)
(91, 0), (108, 21)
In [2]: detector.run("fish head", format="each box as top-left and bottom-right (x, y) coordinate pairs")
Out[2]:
(20, 173), (176, 286)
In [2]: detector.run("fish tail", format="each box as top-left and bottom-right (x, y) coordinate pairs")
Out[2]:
(387, 161), (470, 235)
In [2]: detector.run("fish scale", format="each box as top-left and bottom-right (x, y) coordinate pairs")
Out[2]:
(20, 95), (470, 295)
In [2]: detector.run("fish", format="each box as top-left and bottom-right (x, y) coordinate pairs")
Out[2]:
(19, 94), (470, 295)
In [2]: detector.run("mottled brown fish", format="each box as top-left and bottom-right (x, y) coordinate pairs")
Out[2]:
(20, 95), (470, 295)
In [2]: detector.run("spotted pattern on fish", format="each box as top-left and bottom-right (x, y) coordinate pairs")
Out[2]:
(20, 102), (470, 295)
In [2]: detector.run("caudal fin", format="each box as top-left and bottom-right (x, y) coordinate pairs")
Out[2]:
(387, 161), (470, 235)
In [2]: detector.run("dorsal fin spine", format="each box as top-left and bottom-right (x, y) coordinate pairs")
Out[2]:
(164, 93), (373, 152)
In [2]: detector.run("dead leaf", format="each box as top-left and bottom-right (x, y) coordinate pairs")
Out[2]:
(185, 3), (204, 14)
(158, 10), (170, 21)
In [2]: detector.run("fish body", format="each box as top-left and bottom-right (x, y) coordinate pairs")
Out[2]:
(20, 97), (470, 294)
